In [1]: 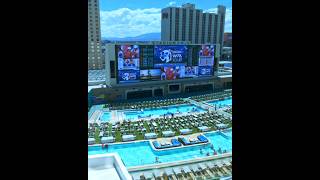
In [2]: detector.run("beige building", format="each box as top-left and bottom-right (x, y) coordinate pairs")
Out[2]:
(161, 3), (226, 53)
(88, 0), (103, 70)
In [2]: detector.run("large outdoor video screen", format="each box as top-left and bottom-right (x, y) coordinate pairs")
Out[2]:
(184, 66), (198, 78)
(198, 45), (215, 66)
(160, 65), (185, 80)
(140, 69), (161, 81)
(117, 45), (140, 70)
(118, 70), (140, 83)
(198, 66), (213, 76)
(154, 45), (188, 67)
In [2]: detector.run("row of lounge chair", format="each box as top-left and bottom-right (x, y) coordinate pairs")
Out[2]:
(191, 92), (232, 102)
(131, 158), (232, 180)
(152, 138), (181, 149)
(105, 98), (185, 110)
(88, 110), (231, 143)
(178, 134), (208, 146)
(152, 134), (209, 149)
(224, 108), (232, 114)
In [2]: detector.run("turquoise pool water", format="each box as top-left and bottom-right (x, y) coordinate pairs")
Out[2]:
(124, 104), (205, 121)
(207, 97), (232, 107)
(88, 131), (232, 167)
(222, 129), (232, 138)
(100, 112), (111, 122)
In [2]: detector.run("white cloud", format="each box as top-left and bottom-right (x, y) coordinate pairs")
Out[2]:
(100, 8), (161, 38)
(100, 7), (232, 38)
(168, 1), (176, 6)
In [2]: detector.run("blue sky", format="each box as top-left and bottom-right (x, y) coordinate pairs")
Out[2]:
(100, 0), (232, 38)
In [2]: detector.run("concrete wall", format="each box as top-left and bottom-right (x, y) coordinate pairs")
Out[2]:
(88, 153), (132, 180)
(91, 77), (221, 102)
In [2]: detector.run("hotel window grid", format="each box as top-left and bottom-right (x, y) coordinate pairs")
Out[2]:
(208, 14), (212, 43)
(169, 8), (172, 40)
(189, 10), (193, 41)
(219, 14), (225, 45)
(201, 14), (206, 43)
(182, 9), (186, 41)
(195, 10), (200, 44)
(175, 9), (179, 41)
(213, 15), (218, 42)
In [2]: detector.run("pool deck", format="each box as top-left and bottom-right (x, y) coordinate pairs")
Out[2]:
(187, 98), (214, 111)
(89, 110), (102, 123)
(88, 129), (232, 147)
(118, 109), (209, 123)
(149, 133), (211, 151)
(88, 96), (232, 124)
(88, 129), (232, 172)
(127, 152), (232, 172)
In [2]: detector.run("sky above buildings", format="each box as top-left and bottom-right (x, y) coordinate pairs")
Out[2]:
(100, 0), (232, 38)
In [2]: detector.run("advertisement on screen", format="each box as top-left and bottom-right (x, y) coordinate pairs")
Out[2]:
(140, 69), (161, 81)
(118, 70), (140, 83)
(117, 45), (140, 70)
(198, 45), (215, 66)
(184, 66), (198, 77)
(160, 65), (185, 80)
(198, 66), (213, 76)
(154, 45), (188, 66)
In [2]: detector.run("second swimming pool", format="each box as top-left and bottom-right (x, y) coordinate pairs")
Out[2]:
(99, 112), (111, 122)
(207, 97), (232, 107)
(123, 104), (205, 121)
(88, 130), (232, 167)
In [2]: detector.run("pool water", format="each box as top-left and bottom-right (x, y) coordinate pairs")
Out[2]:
(124, 104), (205, 120)
(100, 112), (111, 122)
(88, 131), (232, 167)
(207, 98), (232, 107)
(222, 129), (232, 138)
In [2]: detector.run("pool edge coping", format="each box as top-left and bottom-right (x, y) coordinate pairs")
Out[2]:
(127, 152), (232, 172)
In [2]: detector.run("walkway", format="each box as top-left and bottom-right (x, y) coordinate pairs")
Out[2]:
(186, 98), (214, 111)
(89, 110), (102, 123)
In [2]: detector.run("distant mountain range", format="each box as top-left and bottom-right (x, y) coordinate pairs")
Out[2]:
(102, 32), (161, 41)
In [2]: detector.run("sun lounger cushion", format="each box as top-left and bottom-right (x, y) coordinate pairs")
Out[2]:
(171, 139), (181, 147)
(197, 135), (208, 142)
(153, 141), (161, 149)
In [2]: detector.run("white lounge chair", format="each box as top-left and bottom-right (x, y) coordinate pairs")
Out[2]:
(132, 173), (142, 180)
(173, 167), (182, 177)
(164, 168), (174, 177)
(143, 171), (154, 180)
(88, 138), (95, 145)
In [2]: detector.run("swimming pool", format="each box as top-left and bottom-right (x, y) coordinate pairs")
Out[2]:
(123, 104), (205, 121)
(222, 129), (232, 138)
(100, 112), (111, 122)
(207, 97), (232, 107)
(88, 131), (232, 167)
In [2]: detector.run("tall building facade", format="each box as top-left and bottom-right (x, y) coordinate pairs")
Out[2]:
(223, 32), (232, 47)
(161, 3), (226, 52)
(88, 0), (103, 70)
